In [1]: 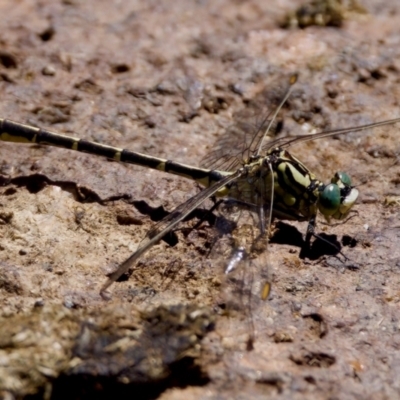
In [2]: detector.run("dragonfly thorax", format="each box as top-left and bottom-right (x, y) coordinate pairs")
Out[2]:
(226, 149), (359, 225)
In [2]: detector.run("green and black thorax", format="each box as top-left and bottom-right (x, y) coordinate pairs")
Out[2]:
(224, 147), (358, 223)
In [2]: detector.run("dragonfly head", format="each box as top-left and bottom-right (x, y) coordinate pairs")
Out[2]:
(317, 172), (359, 220)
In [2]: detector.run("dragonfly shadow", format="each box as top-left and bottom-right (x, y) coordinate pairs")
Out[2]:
(305, 233), (342, 260)
(270, 221), (342, 261)
(269, 221), (304, 247)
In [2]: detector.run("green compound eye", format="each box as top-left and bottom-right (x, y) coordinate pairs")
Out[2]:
(332, 172), (351, 187)
(319, 183), (341, 216)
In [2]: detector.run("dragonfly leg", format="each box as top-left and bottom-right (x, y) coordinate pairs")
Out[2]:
(190, 198), (223, 232)
(299, 215), (316, 258)
(301, 215), (349, 262)
(305, 215), (316, 246)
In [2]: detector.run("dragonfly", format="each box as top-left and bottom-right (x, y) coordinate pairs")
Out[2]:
(1, 76), (399, 305)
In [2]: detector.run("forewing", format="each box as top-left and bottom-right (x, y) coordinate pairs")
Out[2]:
(262, 117), (400, 154)
(201, 78), (295, 172)
(101, 170), (242, 293)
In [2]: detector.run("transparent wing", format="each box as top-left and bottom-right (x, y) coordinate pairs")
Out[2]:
(205, 160), (275, 346)
(262, 117), (400, 154)
(200, 117), (279, 172)
(101, 170), (243, 294)
(201, 76), (297, 172)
